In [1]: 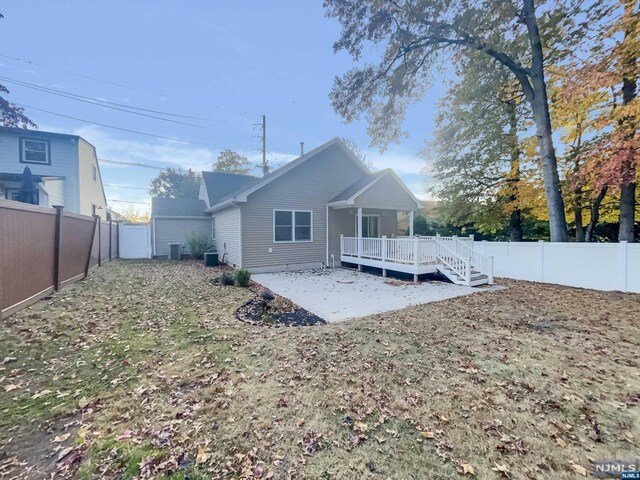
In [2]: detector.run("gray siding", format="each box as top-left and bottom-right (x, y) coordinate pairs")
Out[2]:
(328, 208), (397, 262)
(215, 207), (241, 267)
(153, 217), (213, 256)
(241, 144), (365, 270)
(353, 174), (418, 211)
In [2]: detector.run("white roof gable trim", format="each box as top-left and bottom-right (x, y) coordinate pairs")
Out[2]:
(205, 138), (369, 213)
(328, 170), (424, 209)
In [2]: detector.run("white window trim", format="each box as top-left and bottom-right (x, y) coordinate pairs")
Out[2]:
(273, 209), (313, 243)
(20, 138), (51, 165)
(355, 214), (380, 238)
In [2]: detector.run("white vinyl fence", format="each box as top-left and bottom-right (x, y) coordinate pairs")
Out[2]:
(474, 241), (640, 293)
(119, 224), (151, 259)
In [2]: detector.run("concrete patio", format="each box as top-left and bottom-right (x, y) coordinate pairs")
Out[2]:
(252, 268), (502, 322)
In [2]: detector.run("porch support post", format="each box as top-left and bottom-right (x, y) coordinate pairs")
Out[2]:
(382, 235), (387, 277)
(409, 210), (414, 237)
(357, 207), (363, 271)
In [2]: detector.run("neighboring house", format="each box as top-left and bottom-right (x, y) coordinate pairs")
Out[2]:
(0, 127), (108, 218)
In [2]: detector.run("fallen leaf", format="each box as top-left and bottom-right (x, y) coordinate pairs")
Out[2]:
(78, 397), (90, 409)
(492, 463), (510, 478)
(421, 431), (435, 439)
(354, 421), (368, 433)
(57, 447), (73, 461)
(461, 463), (475, 475)
(4, 384), (18, 392)
(556, 438), (567, 448)
(31, 389), (52, 399)
(52, 433), (71, 443)
(196, 446), (211, 464)
(296, 418), (305, 427)
(375, 436), (386, 443)
(571, 462), (587, 476)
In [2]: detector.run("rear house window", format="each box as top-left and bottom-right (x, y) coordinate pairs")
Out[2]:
(273, 210), (312, 243)
(20, 138), (50, 165)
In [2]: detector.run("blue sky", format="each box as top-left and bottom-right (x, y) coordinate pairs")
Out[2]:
(0, 1), (446, 214)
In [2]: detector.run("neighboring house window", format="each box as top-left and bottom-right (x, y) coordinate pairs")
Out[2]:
(92, 165), (97, 182)
(5, 187), (39, 204)
(273, 210), (312, 243)
(20, 138), (51, 165)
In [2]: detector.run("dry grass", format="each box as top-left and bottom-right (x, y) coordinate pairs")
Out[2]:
(0, 260), (638, 479)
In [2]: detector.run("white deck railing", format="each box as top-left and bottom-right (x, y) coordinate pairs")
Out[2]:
(341, 236), (437, 265)
(340, 235), (493, 285)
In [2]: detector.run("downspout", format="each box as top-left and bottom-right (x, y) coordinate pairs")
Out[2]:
(238, 206), (243, 268)
(325, 204), (329, 266)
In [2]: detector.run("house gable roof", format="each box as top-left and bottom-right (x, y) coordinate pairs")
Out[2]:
(328, 168), (424, 209)
(201, 171), (258, 206)
(151, 197), (208, 217)
(205, 138), (370, 213)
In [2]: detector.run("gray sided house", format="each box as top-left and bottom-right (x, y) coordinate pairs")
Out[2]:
(151, 171), (257, 257)
(206, 138), (423, 273)
(151, 198), (212, 257)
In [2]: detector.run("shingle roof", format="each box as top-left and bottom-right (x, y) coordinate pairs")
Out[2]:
(205, 138), (370, 212)
(328, 170), (389, 203)
(202, 172), (258, 206)
(151, 197), (208, 216)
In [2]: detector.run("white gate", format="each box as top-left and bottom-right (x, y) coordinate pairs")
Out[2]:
(119, 224), (151, 259)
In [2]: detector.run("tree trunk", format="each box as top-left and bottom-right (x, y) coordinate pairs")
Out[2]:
(505, 100), (523, 242)
(522, 0), (568, 242)
(574, 193), (585, 242)
(617, 3), (637, 242)
(585, 187), (608, 242)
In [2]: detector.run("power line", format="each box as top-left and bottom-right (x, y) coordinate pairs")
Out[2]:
(107, 199), (151, 205)
(0, 52), (169, 98)
(104, 183), (149, 190)
(16, 103), (222, 147)
(0, 74), (211, 124)
(99, 159), (166, 170)
(98, 158), (175, 170)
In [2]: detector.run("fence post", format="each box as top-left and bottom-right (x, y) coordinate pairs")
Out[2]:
(538, 240), (544, 282)
(620, 241), (628, 292)
(109, 221), (113, 261)
(97, 218), (102, 267)
(488, 256), (494, 285)
(465, 257), (472, 285)
(85, 215), (99, 278)
(52, 205), (64, 291)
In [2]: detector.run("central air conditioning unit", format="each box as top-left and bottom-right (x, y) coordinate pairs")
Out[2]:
(168, 243), (182, 260)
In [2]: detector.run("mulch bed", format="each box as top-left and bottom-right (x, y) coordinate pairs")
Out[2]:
(235, 283), (326, 327)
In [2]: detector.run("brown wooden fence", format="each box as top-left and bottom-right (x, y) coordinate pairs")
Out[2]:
(0, 200), (119, 319)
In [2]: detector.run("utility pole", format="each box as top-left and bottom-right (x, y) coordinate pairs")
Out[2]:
(261, 115), (268, 176)
(252, 114), (269, 176)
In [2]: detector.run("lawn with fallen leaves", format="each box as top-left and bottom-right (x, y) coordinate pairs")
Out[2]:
(0, 260), (638, 479)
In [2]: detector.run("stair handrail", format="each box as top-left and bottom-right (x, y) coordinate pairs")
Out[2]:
(454, 238), (490, 277)
(434, 238), (469, 280)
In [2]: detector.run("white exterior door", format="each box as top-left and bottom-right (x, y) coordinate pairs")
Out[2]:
(119, 224), (151, 259)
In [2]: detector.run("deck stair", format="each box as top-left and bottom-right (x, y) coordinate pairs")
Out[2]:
(433, 237), (491, 287)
